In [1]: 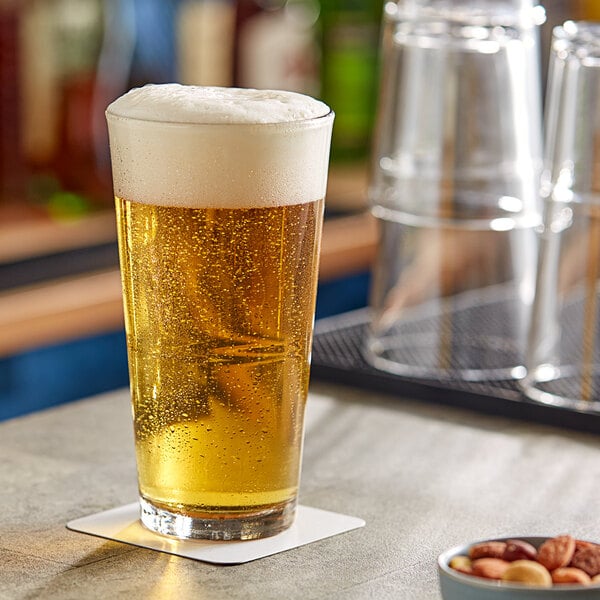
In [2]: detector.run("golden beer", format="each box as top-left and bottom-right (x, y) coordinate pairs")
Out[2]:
(116, 198), (322, 514)
(106, 84), (333, 539)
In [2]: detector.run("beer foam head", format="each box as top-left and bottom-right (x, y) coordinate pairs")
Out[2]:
(106, 85), (334, 208)
(108, 84), (330, 124)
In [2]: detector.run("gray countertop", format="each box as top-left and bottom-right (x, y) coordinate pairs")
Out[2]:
(2, 381), (600, 600)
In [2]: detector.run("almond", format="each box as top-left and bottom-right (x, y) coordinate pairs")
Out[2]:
(471, 558), (510, 580)
(468, 541), (507, 560)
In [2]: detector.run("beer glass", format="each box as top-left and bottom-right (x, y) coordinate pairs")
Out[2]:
(106, 85), (334, 540)
(523, 22), (600, 412)
(366, 0), (545, 381)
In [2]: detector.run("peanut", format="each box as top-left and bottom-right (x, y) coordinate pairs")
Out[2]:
(449, 555), (472, 574)
(448, 535), (600, 589)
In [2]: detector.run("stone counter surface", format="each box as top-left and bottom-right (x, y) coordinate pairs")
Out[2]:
(1, 382), (600, 599)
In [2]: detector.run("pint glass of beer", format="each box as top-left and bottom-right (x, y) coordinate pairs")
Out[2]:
(106, 85), (333, 540)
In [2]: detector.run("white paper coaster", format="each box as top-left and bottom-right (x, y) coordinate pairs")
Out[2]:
(67, 503), (365, 564)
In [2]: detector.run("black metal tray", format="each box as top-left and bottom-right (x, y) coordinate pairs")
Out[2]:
(0, 242), (119, 292)
(311, 308), (600, 435)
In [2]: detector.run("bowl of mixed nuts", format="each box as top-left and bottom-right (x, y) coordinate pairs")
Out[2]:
(438, 535), (600, 599)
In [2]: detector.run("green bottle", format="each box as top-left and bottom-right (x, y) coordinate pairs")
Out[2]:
(319, 0), (383, 163)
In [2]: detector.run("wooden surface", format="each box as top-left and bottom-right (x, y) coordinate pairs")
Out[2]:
(0, 270), (124, 357)
(0, 207), (377, 358)
(0, 210), (117, 263)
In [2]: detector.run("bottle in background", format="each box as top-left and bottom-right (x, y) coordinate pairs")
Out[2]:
(319, 0), (383, 163)
(177, 0), (236, 87)
(52, 0), (106, 209)
(234, 0), (320, 96)
(0, 1), (26, 208)
(19, 0), (110, 216)
(581, 0), (600, 20)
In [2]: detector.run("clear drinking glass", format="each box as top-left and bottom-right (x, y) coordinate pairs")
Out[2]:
(523, 21), (600, 412)
(106, 85), (334, 540)
(366, 0), (545, 381)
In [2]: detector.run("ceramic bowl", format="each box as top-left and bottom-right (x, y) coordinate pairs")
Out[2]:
(438, 537), (600, 600)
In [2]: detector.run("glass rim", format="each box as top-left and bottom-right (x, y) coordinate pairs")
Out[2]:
(552, 20), (600, 65)
(383, 0), (546, 28)
(105, 106), (335, 130)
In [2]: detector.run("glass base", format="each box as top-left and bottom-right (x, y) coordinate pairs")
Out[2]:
(139, 496), (297, 541)
(521, 364), (600, 413)
(365, 341), (526, 382)
(365, 282), (529, 382)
